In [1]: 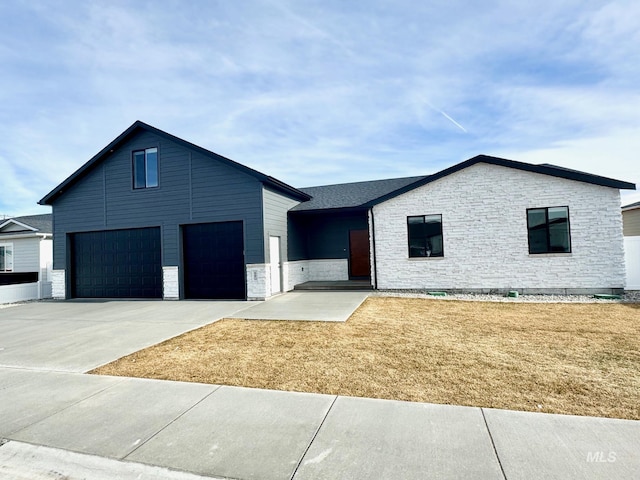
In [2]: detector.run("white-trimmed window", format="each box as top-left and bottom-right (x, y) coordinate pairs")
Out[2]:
(0, 243), (13, 272)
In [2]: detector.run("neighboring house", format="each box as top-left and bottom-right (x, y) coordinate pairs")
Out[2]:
(0, 214), (52, 285)
(622, 201), (640, 290)
(39, 121), (635, 300)
(0, 214), (53, 303)
(622, 201), (640, 237)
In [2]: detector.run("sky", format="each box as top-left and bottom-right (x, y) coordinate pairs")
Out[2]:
(1, 0), (639, 217)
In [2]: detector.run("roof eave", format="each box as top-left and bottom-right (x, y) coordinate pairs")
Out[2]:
(290, 205), (369, 215)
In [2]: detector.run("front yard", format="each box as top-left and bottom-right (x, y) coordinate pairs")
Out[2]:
(92, 297), (640, 420)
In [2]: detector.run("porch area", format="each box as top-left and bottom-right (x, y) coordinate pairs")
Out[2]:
(294, 280), (373, 291)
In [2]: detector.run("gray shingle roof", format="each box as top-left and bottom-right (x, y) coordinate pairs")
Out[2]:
(622, 201), (640, 210)
(292, 175), (428, 212)
(293, 155), (636, 213)
(1, 214), (52, 233)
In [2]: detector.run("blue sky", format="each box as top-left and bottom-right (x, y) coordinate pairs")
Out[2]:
(1, 0), (639, 216)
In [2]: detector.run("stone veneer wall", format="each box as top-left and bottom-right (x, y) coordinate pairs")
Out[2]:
(284, 259), (349, 291)
(51, 269), (66, 299)
(162, 266), (180, 299)
(371, 163), (625, 293)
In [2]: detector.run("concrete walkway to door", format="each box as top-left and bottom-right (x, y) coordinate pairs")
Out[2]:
(230, 291), (370, 321)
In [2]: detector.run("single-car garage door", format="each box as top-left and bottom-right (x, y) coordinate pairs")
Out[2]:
(182, 221), (245, 299)
(71, 227), (162, 298)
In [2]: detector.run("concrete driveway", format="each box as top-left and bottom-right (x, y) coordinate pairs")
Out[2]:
(0, 300), (251, 372)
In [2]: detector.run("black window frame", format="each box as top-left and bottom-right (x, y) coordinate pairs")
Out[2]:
(132, 147), (159, 189)
(526, 206), (572, 254)
(407, 214), (444, 258)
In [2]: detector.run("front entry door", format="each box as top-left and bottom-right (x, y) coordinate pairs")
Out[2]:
(349, 229), (371, 278)
(269, 236), (282, 294)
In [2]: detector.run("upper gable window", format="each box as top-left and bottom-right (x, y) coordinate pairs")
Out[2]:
(527, 206), (571, 254)
(0, 243), (13, 272)
(133, 148), (158, 189)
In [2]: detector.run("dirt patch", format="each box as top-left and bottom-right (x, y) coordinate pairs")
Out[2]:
(92, 297), (640, 420)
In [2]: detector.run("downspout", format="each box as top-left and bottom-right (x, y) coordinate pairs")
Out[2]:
(370, 207), (378, 289)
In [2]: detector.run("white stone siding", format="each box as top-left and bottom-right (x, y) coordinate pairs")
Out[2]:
(283, 259), (349, 291)
(283, 261), (308, 291)
(372, 163), (626, 292)
(246, 263), (270, 300)
(308, 259), (349, 281)
(52, 269), (66, 299)
(162, 266), (180, 299)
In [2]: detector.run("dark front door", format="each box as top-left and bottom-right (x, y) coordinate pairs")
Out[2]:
(182, 221), (245, 299)
(349, 229), (371, 278)
(71, 227), (162, 298)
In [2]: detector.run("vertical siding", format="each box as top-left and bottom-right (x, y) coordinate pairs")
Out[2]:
(262, 187), (301, 263)
(623, 208), (640, 236)
(52, 130), (266, 269)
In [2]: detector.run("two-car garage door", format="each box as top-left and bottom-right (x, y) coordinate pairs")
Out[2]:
(71, 228), (163, 298)
(70, 222), (245, 299)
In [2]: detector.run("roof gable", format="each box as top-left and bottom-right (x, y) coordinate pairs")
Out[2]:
(0, 214), (52, 234)
(0, 219), (36, 233)
(39, 121), (310, 205)
(363, 155), (636, 208)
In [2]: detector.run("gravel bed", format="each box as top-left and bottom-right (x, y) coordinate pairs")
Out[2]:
(373, 290), (640, 303)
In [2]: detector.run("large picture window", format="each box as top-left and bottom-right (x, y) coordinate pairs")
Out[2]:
(408, 215), (443, 257)
(527, 206), (571, 254)
(0, 243), (13, 272)
(133, 147), (159, 189)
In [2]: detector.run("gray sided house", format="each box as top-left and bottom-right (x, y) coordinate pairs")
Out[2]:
(0, 214), (52, 286)
(40, 121), (636, 300)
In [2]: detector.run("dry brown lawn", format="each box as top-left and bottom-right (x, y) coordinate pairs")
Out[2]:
(92, 297), (640, 420)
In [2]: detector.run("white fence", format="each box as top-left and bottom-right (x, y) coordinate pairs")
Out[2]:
(0, 281), (52, 305)
(625, 237), (640, 290)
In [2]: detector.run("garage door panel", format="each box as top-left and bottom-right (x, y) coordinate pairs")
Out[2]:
(183, 221), (245, 300)
(72, 227), (162, 299)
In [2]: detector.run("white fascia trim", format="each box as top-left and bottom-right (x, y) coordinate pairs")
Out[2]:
(0, 219), (38, 232)
(0, 233), (46, 240)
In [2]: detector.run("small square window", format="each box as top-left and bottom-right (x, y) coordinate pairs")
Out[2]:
(527, 206), (571, 254)
(133, 147), (158, 189)
(0, 243), (13, 272)
(408, 214), (443, 257)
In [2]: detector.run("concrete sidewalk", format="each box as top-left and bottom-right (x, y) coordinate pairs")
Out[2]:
(1, 367), (638, 480)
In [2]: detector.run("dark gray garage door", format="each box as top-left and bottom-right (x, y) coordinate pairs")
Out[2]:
(182, 221), (245, 299)
(71, 227), (162, 298)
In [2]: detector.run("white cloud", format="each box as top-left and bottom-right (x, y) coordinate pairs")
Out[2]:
(0, 0), (638, 213)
